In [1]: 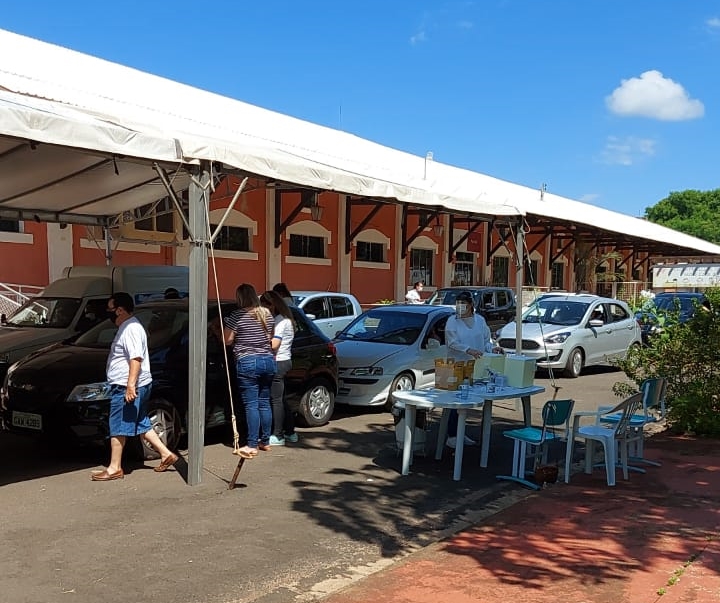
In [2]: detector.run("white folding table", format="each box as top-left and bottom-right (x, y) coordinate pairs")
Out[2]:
(392, 384), (545, 481)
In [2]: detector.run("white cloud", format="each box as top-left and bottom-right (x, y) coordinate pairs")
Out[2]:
(410, 29), (428, 45)
(707, 17), (720, 28)
(598, 136), (657, 166)
(605, 70), (704, 121)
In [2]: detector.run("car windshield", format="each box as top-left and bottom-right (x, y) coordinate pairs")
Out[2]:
(654, 296), (699, 314)
(426, 289), (480, 306)
(337, 310), (426, 344)
(522, 300), (590, 326)
(74, 307), (189, 349)
(6, 297), (81, 328)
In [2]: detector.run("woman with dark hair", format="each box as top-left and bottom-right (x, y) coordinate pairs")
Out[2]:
(272, 282), (294, 306)
(221, 283), (277, 458)
(261, 290), (298, 445)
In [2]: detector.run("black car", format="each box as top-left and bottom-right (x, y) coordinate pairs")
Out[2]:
(0, 300), (338, 457)
(425, 286), (516, 333)
(635, 292), (710, 344)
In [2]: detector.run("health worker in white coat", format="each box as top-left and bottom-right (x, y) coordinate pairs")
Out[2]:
(444, 291), (504, 448)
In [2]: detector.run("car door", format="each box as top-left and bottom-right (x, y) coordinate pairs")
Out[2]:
(329, 295), (355, 336)
(582, 302), (614, 365)
(417, 314), (450, 388)
(301, 296), (334, 339)
(605, 302), (639, 358)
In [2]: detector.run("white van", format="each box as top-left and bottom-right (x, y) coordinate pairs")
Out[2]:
(0, 265), (188, 381)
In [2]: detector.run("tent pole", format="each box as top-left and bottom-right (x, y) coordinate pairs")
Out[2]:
(187, 163), (210, 486)
(515, 222), (524, 353)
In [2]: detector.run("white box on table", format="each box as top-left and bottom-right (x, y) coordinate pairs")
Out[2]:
(474, 353), (505, 380)
(504, 354), (536, 388)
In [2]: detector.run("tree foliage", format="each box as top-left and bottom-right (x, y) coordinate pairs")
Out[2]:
(644, 189), (720, 244)
(613, 288), (720, 437)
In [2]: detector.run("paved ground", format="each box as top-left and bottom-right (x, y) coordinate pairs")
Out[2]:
(2, 367), (717, 603)
(321, 433), (720, 603)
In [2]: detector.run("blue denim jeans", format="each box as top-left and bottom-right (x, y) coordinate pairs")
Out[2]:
(236, 354), (276, 448)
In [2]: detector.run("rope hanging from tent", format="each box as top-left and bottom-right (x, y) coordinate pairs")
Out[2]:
(516, 220), (561, 400)
(200, 173), (248, 456)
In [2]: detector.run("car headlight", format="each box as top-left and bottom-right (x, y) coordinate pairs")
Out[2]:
(544, 332), (571, 344)
(350, 367), (384, 376)
(68, 382), (113, 402)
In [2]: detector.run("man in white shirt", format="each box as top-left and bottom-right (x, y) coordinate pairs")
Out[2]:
(405, 281), (424, 304)
(91, 292), (178, 480)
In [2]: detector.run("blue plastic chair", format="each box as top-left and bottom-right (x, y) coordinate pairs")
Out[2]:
(496, 399), (575, 490)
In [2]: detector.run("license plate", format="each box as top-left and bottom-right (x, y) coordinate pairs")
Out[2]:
(12, 411), (42, 430)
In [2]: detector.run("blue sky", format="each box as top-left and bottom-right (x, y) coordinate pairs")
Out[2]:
(2, 1), (719, 217)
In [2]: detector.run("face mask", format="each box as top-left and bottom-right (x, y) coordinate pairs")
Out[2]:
(455, 302), (469, 316)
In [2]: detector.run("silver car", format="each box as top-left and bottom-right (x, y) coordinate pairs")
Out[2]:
(292, 291), (363, 340)
(334, 305), (455, 410)
(496, 294), (641, 378)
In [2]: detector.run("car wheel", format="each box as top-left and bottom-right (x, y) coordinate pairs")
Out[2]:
(139, 399), (182, 460)
(563, 348), (584, 378)
(297, 379), (335, 427)
(384, 372), (415, 412)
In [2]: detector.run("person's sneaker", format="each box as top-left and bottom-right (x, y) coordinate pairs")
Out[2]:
(284, 433), (299, 443)
(269, 435), (286, 446)
(446, 435), (477, 448)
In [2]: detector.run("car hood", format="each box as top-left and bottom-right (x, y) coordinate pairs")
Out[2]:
(8, 344), (107, 389)
(498, 322), (573, 340)
(333, 340), (405, 367)
(0, 326), (70, 359)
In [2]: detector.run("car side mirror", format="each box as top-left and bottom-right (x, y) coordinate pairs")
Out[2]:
(589, 319), (603, 327)
(305, 313), (316, 320)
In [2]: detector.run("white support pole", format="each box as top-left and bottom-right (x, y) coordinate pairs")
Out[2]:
(515, 223), (525, 353)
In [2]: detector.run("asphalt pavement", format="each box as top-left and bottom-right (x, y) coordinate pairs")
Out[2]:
(3, 367), (716, 603)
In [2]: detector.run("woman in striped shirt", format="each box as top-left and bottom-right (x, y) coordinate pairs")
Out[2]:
(222, 283), (277, 458)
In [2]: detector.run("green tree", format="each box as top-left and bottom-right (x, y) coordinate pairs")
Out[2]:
(644, 189), (720, 244)
(613, 288), (720, 437)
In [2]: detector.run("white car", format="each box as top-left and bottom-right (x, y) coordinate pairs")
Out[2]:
(292, 291), (363, 340)
(333, 305), (455, 410)
(496, 294), (641, 378)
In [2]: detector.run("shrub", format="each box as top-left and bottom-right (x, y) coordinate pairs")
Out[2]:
(613, 288), (720, 437)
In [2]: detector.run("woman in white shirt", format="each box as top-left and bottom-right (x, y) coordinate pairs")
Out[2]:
(261, 290), (298, 446)
(444, 291), (504, 447)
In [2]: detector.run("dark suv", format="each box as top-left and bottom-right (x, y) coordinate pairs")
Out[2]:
(635, 292), (710, 344)
(425, 286), (516, 333)
(1, 300), (338, 456)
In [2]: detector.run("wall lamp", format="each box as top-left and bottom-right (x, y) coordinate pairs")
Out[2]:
(432, 216), (444, 237)
(309, 193), (324, 222)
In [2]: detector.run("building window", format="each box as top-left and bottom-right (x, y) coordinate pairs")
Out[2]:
(551, 262), (565, 289)
(289, 234), (325, 258)
(356, 241), (385, 263)
(409, 248), (434, 286)
(213, 226), (250, 252)
(452, 251), (474, 286)
(0, 220), (20, 233)
(134, 198), (175, 233)
(491, 256), (509, 286)
(523, 259), (539, 286)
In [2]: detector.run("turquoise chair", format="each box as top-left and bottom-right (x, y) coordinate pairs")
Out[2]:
(496, 399), (575, 490)
(599, 377), (668, 468)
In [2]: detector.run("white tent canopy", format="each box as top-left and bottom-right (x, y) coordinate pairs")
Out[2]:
(2, 29), (720, 486)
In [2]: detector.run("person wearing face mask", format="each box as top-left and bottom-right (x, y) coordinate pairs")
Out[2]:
(443, 291), (504, 448)
(90, 292), (178, 480)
